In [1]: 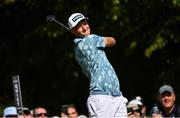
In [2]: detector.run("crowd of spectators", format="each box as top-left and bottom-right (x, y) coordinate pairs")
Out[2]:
(1, 84), (179, 118)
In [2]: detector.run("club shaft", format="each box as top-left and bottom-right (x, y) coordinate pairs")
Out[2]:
(53, 19), (70, 30)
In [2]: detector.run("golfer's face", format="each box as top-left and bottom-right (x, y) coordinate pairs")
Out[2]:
(73, 20), (90, 37)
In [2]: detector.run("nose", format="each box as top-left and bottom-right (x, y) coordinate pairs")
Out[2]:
(81, 25), (86, 30)
(163, 96), (170, 102)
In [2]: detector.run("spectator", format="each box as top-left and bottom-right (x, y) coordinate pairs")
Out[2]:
(23, 107), (33, 118)
(33, 107), (48, 118)
(3, 106), (18, 118)
(60, 104), (87, 118)
(67, 104), (78, 118)
(134, 96), (147, 117)
(127, 99), (143, 118)
(60, 104), (69, 118)
(150, 84), (180, 118)
(159, 85), (180, 117)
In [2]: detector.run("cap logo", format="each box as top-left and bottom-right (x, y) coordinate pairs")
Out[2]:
(72, 15), (83, 22)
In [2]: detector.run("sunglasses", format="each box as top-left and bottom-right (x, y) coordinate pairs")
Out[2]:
(23, 110), (31, 115)
(133, 109), (141, 113)
(34, 113), (48, 117)
(128, 108), (141, 113)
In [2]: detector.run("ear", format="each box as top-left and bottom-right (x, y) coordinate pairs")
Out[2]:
(158, 94), (162, 103)
(173, 93), (176, 101)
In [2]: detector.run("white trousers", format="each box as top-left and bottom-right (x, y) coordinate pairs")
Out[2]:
(87, 95), (128, 118)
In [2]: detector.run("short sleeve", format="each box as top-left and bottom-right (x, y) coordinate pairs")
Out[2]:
(91, 34), (105, 48)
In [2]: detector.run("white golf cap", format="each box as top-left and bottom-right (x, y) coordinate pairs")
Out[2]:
(128, 99), (143, 107)
(127, 99), (143, 111)
(68, 13), (88, 29)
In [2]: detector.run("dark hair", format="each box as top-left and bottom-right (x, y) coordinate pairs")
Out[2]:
(67, 104), (77, 109)
(60, 104), (78, 115)
(60, 104), (68, 115)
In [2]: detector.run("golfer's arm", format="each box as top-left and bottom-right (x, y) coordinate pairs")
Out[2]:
(104, 37), (116, 47)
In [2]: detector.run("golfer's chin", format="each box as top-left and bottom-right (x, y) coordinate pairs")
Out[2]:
(81, 31), (90, 37)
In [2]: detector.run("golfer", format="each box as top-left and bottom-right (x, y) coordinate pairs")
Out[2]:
(68, 12), (128, 118)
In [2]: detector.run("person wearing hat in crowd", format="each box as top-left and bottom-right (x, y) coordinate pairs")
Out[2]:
(33, 107), (48, 118)
(127, 99), (143, 118)
(151, 84), (180, 118)
(22, 107), (33, 118)
(134, 96), (147, 117)
(3, 106), (18, 118)
(67, 12), (128, 117)
(159, 85), (180, 117)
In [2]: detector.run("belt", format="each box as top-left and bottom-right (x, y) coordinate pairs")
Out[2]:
(90, 91), (121, 97)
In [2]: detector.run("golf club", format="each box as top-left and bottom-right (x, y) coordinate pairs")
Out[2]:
(46, 15), (70, 31)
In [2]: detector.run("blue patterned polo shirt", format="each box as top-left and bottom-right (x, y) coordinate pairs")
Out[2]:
(73, 34), (121, 96)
